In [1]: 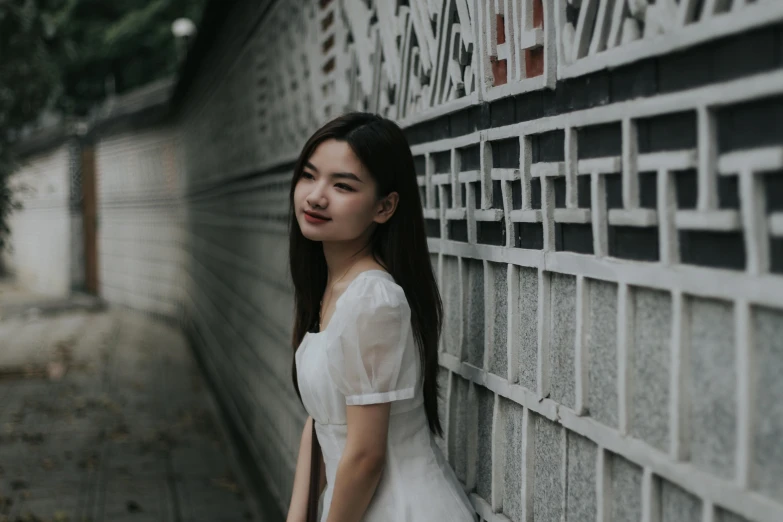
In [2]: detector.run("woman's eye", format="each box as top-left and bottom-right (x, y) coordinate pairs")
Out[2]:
(302, 172), (314, 180)
(336, 184), (354, 191)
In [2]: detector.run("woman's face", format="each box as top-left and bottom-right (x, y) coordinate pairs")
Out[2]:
(294, 139), (395, 242)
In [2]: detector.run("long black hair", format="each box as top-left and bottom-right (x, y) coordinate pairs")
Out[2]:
(288, 112), (444, 436)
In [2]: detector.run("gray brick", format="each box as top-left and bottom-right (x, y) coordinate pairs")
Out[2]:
(752, 306), (783, 499)
(465, 259), (485, 367)
(610, 453), (643, 522)
(443, 256), (462, 357)
(489, 262), (508, 377)
(435, 367), (450, 455)
(476, 386), (494, 502)
(631, 287), (671, 451)
(517, 267), (538, 391)
(588, 279), (618, 427)
(500, 398), (525, 522)
(688, 297), (736, 479)
(661, 478), (702, 522)
(533, 414), (563, 522)
(448, 375), (471, 482)
(550, 273), (577, 408)
(566, 432), (597, 522)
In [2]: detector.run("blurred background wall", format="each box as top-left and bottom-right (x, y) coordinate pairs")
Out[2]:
(5, 1), (783, 521)
(94, 79), (188, 320)
(4, 138), (80, 296)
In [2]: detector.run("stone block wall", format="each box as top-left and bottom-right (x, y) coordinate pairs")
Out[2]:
(178, 1), (783, 520)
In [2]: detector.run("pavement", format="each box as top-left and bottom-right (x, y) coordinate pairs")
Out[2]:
(0, 285), (277, 522)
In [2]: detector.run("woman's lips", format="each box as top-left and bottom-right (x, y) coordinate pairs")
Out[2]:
(304, 211), (330, 224)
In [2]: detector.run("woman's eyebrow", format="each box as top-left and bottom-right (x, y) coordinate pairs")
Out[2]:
(304, 162), (363, 183)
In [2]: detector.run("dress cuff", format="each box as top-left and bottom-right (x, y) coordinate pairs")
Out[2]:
(344, 387), (416, 406)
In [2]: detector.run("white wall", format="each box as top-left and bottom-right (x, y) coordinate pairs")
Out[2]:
(95, 125), (188, 320)
(5, 144), (74, 296)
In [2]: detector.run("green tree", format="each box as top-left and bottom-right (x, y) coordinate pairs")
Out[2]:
(52, 0), (205, 115)
(0, 0), (61, 255)
(0, 0), (205, 261)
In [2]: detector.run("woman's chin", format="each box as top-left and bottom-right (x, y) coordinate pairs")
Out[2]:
(299, 223), (328, 241)
(301, 231), (324, 242)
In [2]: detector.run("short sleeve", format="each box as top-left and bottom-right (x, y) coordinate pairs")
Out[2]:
(325, 276), (418, 406)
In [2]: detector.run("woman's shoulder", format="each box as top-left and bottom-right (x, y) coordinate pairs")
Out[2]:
(338, 270), (408, 311)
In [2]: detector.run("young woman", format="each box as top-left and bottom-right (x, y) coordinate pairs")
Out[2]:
(286, 113), (477, 522)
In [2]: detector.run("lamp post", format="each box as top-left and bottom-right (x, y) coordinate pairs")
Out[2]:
(171, 18), (197, 62)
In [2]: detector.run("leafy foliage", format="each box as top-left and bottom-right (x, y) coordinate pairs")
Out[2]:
(51, 0), (205, 115)
(0, 0), (205, 262)
(0, 0), (61, 255)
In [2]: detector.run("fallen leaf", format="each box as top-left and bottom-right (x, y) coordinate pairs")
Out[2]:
(47, 361), (67, 381)
(109, 424), (129, 441)
(126, 500), (141, 513)
(10, 479), (28, 491)
(21, 433), (44, 445)
(211, 475), (239, 493)
(16, 511), (44, 522)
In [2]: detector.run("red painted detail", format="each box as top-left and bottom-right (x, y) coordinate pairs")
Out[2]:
(493, 15), (508, 86)
(491, 56), (508, 86)
(533, 0), (544, 28)
(496, 14), (506, 44)
(525, 47), (544, 78)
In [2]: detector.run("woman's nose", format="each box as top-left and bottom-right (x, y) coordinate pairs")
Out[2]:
(306, 183), (327, 208)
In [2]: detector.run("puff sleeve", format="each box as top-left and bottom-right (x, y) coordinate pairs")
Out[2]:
(325, 276), (418, 406)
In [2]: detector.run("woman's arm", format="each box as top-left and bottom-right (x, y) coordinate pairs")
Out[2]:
(325, 402), (392, 522)
(286, 416), (327, 522)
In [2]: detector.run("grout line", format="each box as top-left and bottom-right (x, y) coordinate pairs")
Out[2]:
(641, 467), (661, 522)
(596, 448), (611, 522)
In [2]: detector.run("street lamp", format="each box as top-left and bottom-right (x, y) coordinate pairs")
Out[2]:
(171, 18), (197, 62)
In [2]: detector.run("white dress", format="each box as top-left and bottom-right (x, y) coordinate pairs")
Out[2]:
(295, 270), (477, 522)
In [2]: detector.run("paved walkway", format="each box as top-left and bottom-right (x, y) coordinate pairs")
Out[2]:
(0, 294), (275, 522)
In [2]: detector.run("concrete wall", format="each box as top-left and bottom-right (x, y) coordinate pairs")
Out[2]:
(95, 125), (188, 319)
(178, 1), (783, 521)
(5, 143), (79, 296)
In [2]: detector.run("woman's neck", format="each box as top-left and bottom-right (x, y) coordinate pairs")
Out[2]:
(322, 239), (374, 281)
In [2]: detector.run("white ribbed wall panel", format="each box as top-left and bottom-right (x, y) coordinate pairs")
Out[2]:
(96, 126), (188, 320)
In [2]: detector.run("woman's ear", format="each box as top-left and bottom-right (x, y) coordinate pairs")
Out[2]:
(373, 192), (399, 224)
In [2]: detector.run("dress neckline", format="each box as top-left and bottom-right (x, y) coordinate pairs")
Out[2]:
(308, 269), (394, 336)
